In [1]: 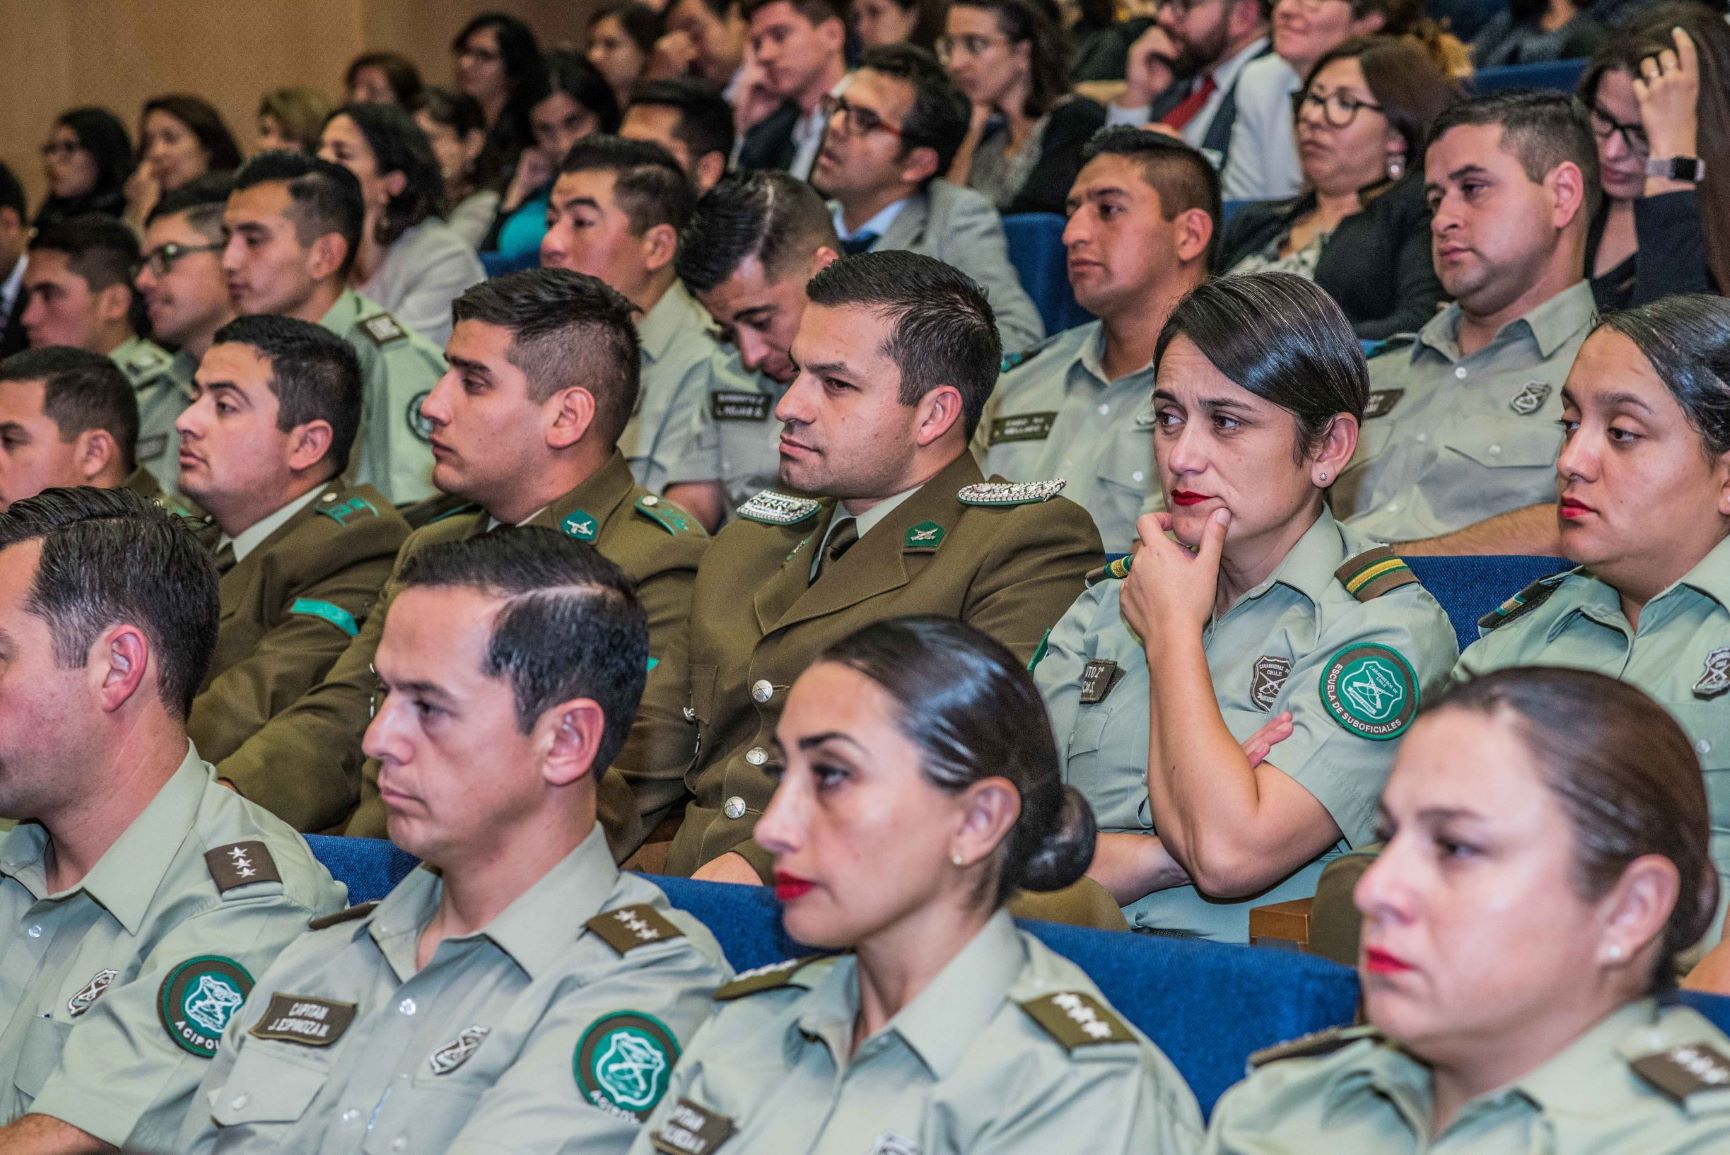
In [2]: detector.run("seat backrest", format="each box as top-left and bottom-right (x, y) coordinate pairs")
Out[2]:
(305, 834), (421, 904)
(1473, 58), (1589, 93)
(1405, 555), (1572, 652)
(649, 875), (1360, 1116)
(1002, 213), (1091, 336)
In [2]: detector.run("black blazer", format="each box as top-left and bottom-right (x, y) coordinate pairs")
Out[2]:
(1215, 175), (1444, 340)
(0, 265), (26, 360)
(737, 103), (803, 174)
(983, 97), (1107, 217)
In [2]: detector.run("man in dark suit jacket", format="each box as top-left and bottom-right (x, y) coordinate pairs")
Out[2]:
(734, 0), (847, 179)
(0, 163), (27, 360)
(1105, 0), (1269, 164)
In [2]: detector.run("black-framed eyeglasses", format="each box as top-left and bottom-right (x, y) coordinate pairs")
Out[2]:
(133, 241), (224, 279)
(935, 33), (1010, 60)
(1589, 106), (1649, 155)
(1293, 88), (1385, 128)
(819, 94), (904, 139)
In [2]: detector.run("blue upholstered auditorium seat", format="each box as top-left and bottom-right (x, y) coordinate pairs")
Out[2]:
(1406, 554), (1572, 652)
(1002, 213), (1092, 336)
(1677, 991), (1730, 1036)
(305, 834), (420, 904)
(1473, 58), (1589, 94)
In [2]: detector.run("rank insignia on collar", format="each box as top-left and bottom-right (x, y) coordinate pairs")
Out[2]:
(562, 510), (599, 542)
(903, 520), (945, 551)
(1250, 656), (1293, 711)
(429, 1025), (491, 1074)
(737, 490), (822, 526)
(1509, 381), (1551, 416)
(68, 969), (117, 1018)
(958, 479), (1067, 506)
(1696, 647), (1730, 699)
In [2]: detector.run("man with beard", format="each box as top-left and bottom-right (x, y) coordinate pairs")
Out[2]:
(1104, 0), (1270, 164)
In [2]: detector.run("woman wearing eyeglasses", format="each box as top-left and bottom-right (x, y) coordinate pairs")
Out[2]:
(1580, 3), (1729, 311)
(1216, 37), (1455, 339)
(35, 107), (134, 228)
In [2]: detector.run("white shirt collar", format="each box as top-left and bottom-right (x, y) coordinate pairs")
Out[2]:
(830, 196), (908, 242)
(219, 485), (327, 563)
(0, 254), (25, 318)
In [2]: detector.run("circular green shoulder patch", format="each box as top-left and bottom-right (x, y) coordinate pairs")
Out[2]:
(1317, 643), (1419, 741)
(574, 1010), (680, 1120)
(406, 391), (433, 443)
(157, 955), (254, 1057)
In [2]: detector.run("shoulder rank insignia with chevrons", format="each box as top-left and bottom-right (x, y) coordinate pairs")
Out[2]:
(737, 490), (823, 526)
(1477, 571), (1574, 633)
(586, 904), (685, 954)
(1335, 546), (1418, 602)
(1249, 1024), (1381, 1068)
(958, 479), (1067, 506)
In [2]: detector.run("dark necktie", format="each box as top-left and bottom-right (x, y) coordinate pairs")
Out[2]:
(1162, 73), (1218, 131)
(213, 541), (237, 576)
(812, 517), (858, 584)
(841, 232), (879, 257)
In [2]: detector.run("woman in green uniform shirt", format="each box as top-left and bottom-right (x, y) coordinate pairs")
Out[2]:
(1034, 272), (1458, 942)
(632, 616), (1204, 1155)
(1205, 668), (1730, 1152)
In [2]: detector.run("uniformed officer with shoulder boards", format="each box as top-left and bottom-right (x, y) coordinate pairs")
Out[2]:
(1457, 295), (1730, 938)
(175, 315), (409, 767)
(612, 249), (1102, 881)
(181, 529), (732, 1154)
(222, 151), (443, 504)
(21, 215), (190, 491)
(0, 488), (344, 1154)
(217, 269), (707, 838)
(1035, 274), (1457, 943)
(976, 127), (1214, 555)
(633, 617), (1202, 1155)
(1204, 669), (1730, 1153)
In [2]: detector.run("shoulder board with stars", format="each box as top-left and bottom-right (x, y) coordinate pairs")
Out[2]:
(736, 490), (822, 526)
(1019, 990), (1136, 1051)
(1476, 570), (1575, 633)
(1335, 546), (1418, 602)
(585, 903), (686, 955)
(635, 494), (696, 537)
(1630, 1041), (1730, 1104)
(713, 956), (828, 1000)
(307, 901), (380, 930)
(958, 479), (1067, 507)
(204, 841), (283, 895)
(360, 313), (407, 347)
(316, 492), (381, 526)
(1249, 1024), (1381, 1068)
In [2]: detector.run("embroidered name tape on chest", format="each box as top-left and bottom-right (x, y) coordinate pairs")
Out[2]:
(249, 993), (358, 1046)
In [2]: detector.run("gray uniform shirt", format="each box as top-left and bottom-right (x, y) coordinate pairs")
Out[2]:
(319, 289), (442, 505)
(661, 348), (788, 518)
(112, 333), (192, 493)
(359, 218), (486, 348)
(625, 281), (728, 495)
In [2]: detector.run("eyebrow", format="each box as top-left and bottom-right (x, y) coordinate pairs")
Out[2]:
(1152, 388), (1254, 411)
(1443, 163), (1492, 185)
(799, 359), (854, 378)
(1598, 390), (1656, 415)
(380, 676), (449, 698)
(552, 194), (602, 214)
(796, 731), (867, 754)
(1413, 805), (1486, 824)
(444, 354), (492, 377)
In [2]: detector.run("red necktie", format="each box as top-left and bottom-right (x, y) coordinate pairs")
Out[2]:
(1162, 73), (1218, 131)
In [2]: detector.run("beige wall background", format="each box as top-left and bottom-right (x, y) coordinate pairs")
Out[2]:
(0, 0), (598, 211)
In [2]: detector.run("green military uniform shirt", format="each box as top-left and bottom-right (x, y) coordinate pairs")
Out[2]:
(1457, 536), (1730, 942)
(611, 452), (1102, 876)
(111, 333), (193, 494)
(180, 825), (731, 1154)
(319, 289), (442, 505)
(972, 321), (1157, 555)
(1034, 510), (1458, 942)
(661, 347), (788, 521)
(0, 746), (345, 1150)
(220, 451), (707, 837)
(187, 480), (409, 768)
(625, 281), (728, 495)
(1331, 281), (1595, 542)
(632, 909), (1203, 1155)
(1203, 999), (1730, 1152)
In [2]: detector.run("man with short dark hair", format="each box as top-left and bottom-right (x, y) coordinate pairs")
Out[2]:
(139, 177), (235, 405)
(653, 0), (750, 91)
(1331, 90), (1600, 555)
(176, 315), (409, 765)
(179, 530), (730, 1154)
(811, 44), (1045, 354)
(978, 128), (1218, 552)
(216, 269), (707, 837)
(623, 78), (736, 194)
(614, 249), (1101, 881)
(0, 162), (27, 359)
(224, 152), (442, 503)
(0, 488), (343, 1154)
(1105, 0), (1269, 164)
(24, 215), (188, 489)
(662, 171), (840, 529)
(540, 137), (720, 493)
(736, 0), (849, 179)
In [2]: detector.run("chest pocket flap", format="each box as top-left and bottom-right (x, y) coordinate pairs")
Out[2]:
(13, 1015), (70, 1099)
(1449, 425), (1561, 469)
(209, 1049), (328, 1126)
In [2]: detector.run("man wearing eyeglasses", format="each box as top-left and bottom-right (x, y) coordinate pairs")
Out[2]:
(1105, 0), (1270, 167)
(810, 44), (1045, 355)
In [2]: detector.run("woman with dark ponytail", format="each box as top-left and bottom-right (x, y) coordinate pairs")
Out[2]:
(632, 616), (1203, 1155)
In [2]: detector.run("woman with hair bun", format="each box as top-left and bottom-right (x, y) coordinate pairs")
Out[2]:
(632, 616), (1203, 1155)
(1206, 668), (1730, 1151)
(1035, 272), (1458, 943)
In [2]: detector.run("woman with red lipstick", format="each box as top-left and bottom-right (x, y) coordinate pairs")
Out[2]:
(1034, 272), (1458, 943)
(1205, 668), (1730, 1152)
(633, 617), (1204, 1155)
(1456, 294), (1730, 917)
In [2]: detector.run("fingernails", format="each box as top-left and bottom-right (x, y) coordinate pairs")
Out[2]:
(1213, 508), (1231, 524)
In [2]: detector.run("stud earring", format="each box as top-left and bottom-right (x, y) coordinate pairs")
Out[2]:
(1318, 471), (1330, 483)
(951, 853), (965, 868)
(1387, 153), (1405, 181)
(1607, 943), (1625, 962)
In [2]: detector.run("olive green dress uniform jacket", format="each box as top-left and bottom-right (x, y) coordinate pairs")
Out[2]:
(319, 289), (442, 505)
(180, 825), (732, 1154)
(187, 482), (408, 767)
(1456, 536), (1730, 943)
(0, 746), (345, 1150)
(1331, 281), (1595, 542)
(630, 910), (1203, 1155)
(112, 333), (193, 494)
(1202, 1000), (1730, 1153)
(216, 452), (707, 837)
(625, 281), (727, 495)
(611, 452), (1103, 877)
(1034, 510), (1458, 942)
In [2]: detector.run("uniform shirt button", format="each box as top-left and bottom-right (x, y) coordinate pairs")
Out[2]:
(1386, 502), (1401, 514)
(745, 746), (769, 766)
(724, 796), (747, 819)
(642, 495), (659, 506)
(1415, 433), (1428, 444)
(682, 705), (696, 723)
(342, 1109), (360, 1124)
(231, 1095), (249, 1110)
(751, 680), (774, 704)
(1131, 470), (1145, 483)
(1097, 403), (1110, 415)
(398, 998), (417, 1016)
(1454, 366), (1468, 379)
(1488, 444), (1502, 456)
(27, 925), (41, 938)
(1699, 739), (1713, 756)
(321, 492), (337, 503)
(391, 1138), (407, 1151)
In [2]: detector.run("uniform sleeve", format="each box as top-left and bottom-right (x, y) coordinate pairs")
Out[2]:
(1032, 585), (1109, 763)
(637, 355), (719, 496)
(625, 1008), (728, 1155)
(608, 634), (701, 858)
(389, 245), (485, 346)
(955, 1050), (1204, 1155)
(26, 897), (321, 1151)
(962, 500), (1102, 663)
(443, 945), (730, 1155)
(661, 379), (723, 488)
(188, 521), (404, 766)
(365, 343), (440, 505)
